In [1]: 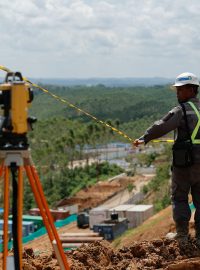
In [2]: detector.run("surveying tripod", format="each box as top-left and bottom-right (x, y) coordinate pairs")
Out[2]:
(1, 149), (70, 270)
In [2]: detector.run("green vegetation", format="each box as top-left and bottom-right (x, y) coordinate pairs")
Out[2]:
(137, 152), (157, 167)
(28, 85), (175, 212)
(30, 84), (176, 139)
(0, 84), (177, 212)
(141, 149), (171, 213)
(144, 163), (170, 193)
(23, 161), (123, 211)
(28, 117), (123, 166)
(127, 183), (136, 192)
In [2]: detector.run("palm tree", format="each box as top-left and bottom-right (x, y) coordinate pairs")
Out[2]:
(66, 137), (75, 168)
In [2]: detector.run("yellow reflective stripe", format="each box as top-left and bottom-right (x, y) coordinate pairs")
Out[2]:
(188, 101), (200, 144)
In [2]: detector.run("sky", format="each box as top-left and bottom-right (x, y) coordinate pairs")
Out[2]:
(0, 0), (200, 79)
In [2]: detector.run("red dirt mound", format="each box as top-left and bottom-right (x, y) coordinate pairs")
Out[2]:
(2, 238), (200, 270)
(68, 239), (200, 270)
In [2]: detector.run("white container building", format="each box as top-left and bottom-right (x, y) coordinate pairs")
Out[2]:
(89, 206), (111, 229)
(108, 204), (135, 219)
(57, 204), (79, 214)
(126, 204), (153, 229)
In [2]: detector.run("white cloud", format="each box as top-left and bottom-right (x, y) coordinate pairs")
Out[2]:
(0, 0), (200, 77)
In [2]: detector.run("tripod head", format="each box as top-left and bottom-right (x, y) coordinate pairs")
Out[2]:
(0, 72), (35, 150)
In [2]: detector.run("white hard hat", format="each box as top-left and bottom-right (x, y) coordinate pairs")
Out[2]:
(173, 72), (200, 87)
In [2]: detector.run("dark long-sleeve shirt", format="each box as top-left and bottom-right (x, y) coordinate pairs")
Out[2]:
(140, 97), (200, 162)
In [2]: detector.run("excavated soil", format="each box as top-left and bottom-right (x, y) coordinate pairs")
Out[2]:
(1, 208), (199, 269)
(4, 238), (200, 270)
(1, 210), (198, 270)
(68, 239), (200, 270)
(56, 174), (152, 211)
(1, 184), (198, 269)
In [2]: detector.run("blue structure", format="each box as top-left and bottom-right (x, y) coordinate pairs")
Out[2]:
(0, 220), (34, 237)
(93, 218), (128, 240)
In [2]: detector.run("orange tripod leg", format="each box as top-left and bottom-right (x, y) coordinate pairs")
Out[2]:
(25, 166), (54, 242)
(0, 163), (5, 178)
(30, 165), (70, 270)
(3, 167), (9, 270)
(25, 165), (70, 270)
(17, 166), (23, 270)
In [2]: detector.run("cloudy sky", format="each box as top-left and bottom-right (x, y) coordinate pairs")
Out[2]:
(0, 0), (200, 78)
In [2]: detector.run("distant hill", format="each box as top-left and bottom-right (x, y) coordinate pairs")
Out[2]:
(29, 84), (176, 122)
(30, 77), (173, 87)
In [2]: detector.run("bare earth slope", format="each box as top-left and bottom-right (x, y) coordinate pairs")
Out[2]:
(1, 179), (199, 269)
(21, 206), (200, 270)
(1, 206), (200, 269)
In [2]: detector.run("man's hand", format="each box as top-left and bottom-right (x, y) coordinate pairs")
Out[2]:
(133, 139), (144, 147)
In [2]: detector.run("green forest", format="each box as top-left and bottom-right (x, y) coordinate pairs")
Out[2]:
(30, 84), (176, 139)
(1, 84), (178, 211)
(24, 84), (176, 208)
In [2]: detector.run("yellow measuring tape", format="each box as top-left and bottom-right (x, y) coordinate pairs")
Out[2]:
(152, 139), (174, 143)
(0, 65), (174, 144)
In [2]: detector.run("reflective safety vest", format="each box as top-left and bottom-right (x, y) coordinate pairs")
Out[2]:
(188, 101), (200, 144)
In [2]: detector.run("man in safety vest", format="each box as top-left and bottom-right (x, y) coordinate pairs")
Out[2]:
(134, 72), (200, 246)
